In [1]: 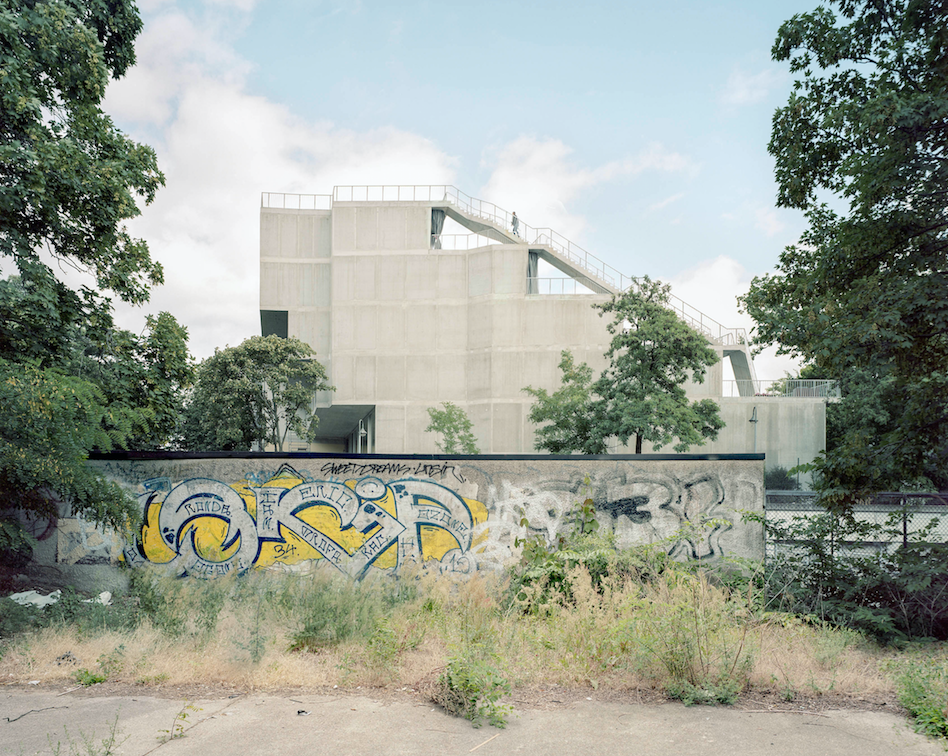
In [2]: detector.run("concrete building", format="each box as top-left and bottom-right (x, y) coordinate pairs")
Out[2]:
(259, 185), (834, 476)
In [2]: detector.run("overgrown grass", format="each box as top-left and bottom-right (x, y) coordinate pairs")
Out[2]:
(890, 651), (948, 743)
(0, 549), (934, 731)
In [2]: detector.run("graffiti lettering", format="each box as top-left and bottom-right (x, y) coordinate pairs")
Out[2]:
(318, 461), (465, 483)
(126, 469), (486, 580)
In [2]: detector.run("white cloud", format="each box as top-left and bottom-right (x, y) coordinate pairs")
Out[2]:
(720, 202), (787, 238)
(103, 1), (456, 360)
(478, 137), (692, 240)
(754, 206), (786, 237)
(720, 67), (783, 106)
(647, 192), (685, 213)
(670, 256), (801, 382)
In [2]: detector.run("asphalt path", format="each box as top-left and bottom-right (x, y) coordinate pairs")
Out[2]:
(1, 687), (943, 756)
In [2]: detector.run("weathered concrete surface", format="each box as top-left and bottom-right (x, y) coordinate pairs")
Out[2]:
(67, 454), (764, 580)
(1, 688), (941, 756)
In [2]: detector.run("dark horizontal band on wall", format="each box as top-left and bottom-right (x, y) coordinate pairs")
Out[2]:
(89, 451), (766, 462)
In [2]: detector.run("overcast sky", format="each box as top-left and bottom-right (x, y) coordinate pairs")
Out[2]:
(101, 0), (815, 379)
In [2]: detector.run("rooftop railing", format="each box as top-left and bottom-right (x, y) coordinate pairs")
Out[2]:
(261, 193), (332, 210)
(267, 186), (748, 346)
(723, 379), (841, 398)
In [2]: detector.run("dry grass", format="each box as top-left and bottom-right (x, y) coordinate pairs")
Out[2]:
(0, 565), (904, 701)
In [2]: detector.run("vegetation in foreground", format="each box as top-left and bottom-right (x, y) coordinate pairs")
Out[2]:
(0, 523), (945, 741)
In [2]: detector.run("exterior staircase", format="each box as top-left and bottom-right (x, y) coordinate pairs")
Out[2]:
(329, 185), (759, 390)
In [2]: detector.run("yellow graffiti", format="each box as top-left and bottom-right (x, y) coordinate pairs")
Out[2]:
(134, 471), (489, 576)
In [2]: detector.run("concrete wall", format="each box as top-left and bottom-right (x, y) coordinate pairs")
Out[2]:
(53, 453), (765, 581)
(260, 200), (827, 473)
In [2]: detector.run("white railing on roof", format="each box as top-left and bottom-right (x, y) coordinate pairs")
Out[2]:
(261, 193), (332, 210)
(723, 379), (841, 398)
(269, 186), (747, 346)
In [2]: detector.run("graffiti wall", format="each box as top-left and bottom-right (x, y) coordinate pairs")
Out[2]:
(71, 454), (764, 579)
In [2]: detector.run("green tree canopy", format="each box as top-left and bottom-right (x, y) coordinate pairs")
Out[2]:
(740, 0), (948, 500)
(425, 402), (480, 454)
(0, 0), (182, 547)
(181, 336), (334, 452)
(1, 0), (163, 304)
(526, 277), (724, 454)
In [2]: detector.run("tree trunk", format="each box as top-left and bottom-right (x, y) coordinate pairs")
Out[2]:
(635, 435), (642, 454)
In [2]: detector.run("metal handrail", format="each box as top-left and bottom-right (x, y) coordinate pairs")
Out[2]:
(434, 233), (500, 250)
(267, 186), (747, 345)
(527, 277), (598, 295)
(723, 379), (841, 398)
(261, 193), (332, 210)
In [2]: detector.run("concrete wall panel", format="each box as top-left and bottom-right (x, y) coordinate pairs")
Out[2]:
(376, 304), (406, 349)
(279, 215), (298, 258)
(378, 207), (407, 250)
(405, 354), (438, 401)
(332, 207), (357, 252)
(436, 354), (467, 400)
(77, 454), (764, 581)
(355, 208), (379, 251)
(289, 311), (331, 358)
(377, 256), (406, 301)
(467, 302), (492, 350)
(354, 356), (377, 400)
(260, 211), (281, 257)
(376, 406), (406, 454)
(491, 403), (523, 452)
(315, 214), (332, 258)
(404, 304), (437, 353)
(353, 307), (378, 351)
(437, 255), (467, 299)
(405, 257), (439, 300)
(377, 355), (407, 401)
(436, 304), (467, 351)
(467, 352), (491, 401)
(467, 251), (491, 297)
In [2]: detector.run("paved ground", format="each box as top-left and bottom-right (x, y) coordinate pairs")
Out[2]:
(1, 686), (943, 756)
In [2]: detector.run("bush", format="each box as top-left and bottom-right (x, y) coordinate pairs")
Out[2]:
(433, 653), (512, 728)
(762, 509), (948, 643)
(618, 569), (755, 704)
(764, 466), (800, 491)
(894, 658), (948, 742)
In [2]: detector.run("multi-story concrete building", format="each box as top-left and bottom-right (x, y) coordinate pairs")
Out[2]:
(259, 185), (834, 476)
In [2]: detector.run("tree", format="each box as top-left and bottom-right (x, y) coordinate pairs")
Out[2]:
(524, 351), (605, 454)
(425, 402), (480, 454)
(1, 0), (163, 304)
(0, 273), (193, 450)
(740, 0), (948, 501)
(181, 336), (333, 452)
(764, 466), (801, 491)
(0, 0), (175, 548)
(526, 277), (724, 454)
(0, 273), (193, 555)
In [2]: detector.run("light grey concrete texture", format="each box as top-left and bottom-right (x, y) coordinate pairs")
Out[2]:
(1, 689), (942, 756)
(70, 455), (764, 579)
(259, 187), (828, 482)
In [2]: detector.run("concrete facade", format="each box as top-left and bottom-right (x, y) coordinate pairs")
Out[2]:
(259, 186), (828, 480)
(72, 453), (765, 579)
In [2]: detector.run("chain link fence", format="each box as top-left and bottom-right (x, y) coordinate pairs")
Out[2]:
(765, 491), (948, 561)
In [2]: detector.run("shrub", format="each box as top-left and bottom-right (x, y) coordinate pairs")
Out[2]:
(433, 653), (512, 728)
(894, 658), (948, 742)
(762, 509), (948, 643)
(764, 466), (800, 491)
(618, 569), (755, 704)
